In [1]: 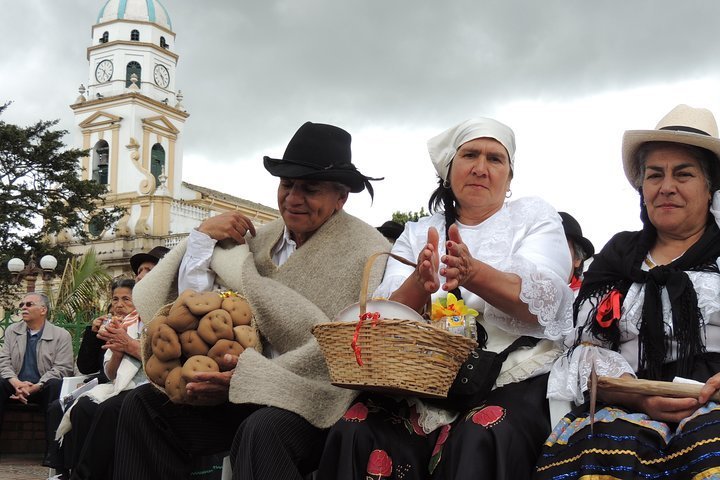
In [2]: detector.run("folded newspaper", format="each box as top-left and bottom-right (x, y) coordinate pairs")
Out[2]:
(60, 377), (98, 411)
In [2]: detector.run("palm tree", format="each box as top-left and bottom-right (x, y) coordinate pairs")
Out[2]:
(51, 248), (111, 322)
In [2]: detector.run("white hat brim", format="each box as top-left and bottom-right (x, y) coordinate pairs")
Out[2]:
(622, 129), (720, 187)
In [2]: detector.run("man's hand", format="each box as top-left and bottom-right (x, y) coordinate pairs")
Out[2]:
(198, 212), (257, 244)
(185, 354), (238, 404)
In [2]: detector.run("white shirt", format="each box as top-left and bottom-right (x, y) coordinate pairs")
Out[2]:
(375, 196), (574, 347)
(547, 258), (720, 405)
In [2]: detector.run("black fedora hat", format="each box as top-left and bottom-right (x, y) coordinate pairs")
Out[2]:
(377, 220), (404, 241)
(130, 246), (170, 275)
(263, 122), (382, 198)
(558, 212), (594, 259)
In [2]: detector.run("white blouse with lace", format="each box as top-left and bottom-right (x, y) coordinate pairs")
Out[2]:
(547, 258), (720, 405)
(375, 196), (574, 387)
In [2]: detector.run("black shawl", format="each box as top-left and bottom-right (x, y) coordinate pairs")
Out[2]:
(575, 216), (720, 380)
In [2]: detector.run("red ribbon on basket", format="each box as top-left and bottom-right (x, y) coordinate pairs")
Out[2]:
(351, 312), (381, 366)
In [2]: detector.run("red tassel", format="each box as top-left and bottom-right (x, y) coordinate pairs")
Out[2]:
(596, 290), (622, 328)
(351, 312), (380, 366)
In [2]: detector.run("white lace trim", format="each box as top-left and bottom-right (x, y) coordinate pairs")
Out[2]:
(407, 397), (459, 433)
(513, 256), (573, 340)
(496, 343), (564, 388)
(547, 344), (636, 405)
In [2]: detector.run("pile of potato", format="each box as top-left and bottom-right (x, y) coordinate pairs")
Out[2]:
(143, 290), (260, 404)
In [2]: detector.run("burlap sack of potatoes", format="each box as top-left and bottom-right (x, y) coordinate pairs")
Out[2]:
(141, 290), (261, 405)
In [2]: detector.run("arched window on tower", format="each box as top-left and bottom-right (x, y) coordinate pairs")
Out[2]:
(160, 36), (168, 49)
(100, 31), (109, 43)
(126, 61), (142, 87)
(92, 140), (110, 185)
(131, 29), (140, 41)
(151, 144), (166, 187)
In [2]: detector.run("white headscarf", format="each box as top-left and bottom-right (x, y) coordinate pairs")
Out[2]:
(427, 118), (516, 181)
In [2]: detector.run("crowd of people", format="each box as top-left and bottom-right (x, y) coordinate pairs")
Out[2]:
(1, 103), (719, 480)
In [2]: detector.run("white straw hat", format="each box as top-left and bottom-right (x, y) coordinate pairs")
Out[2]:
(622, 104), (720, 187)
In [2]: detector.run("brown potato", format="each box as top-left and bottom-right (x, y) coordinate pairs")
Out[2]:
(184, 291), (223, 316)
(221, 296), (253, 326)
(233, 325), (259, 350)
(197, 309), (234, 345)
(179, 330), (210, 357)
(145, 314), (168, 341)
(164, 366), (188, 404)
(207, 339), (244, 370)
(166, 303), (200, 332)
(181, 355), (219, 381)
(152, 324), (182, 361)
(145, 354), (181, 387)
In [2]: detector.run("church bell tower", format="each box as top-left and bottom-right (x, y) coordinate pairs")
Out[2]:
(69, 0), (189, 257)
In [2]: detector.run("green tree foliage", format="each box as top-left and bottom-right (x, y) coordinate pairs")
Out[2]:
(391, 208), (429, 226)
(0, 103), (124, 306)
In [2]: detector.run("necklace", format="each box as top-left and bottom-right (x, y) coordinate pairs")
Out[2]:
(644, 253), (657, 269)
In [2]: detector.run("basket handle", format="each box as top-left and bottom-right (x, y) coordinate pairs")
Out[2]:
(359, 252), (417, 315)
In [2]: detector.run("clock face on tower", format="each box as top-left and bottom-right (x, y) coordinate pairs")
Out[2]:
(95, 60), (113, 83)
(153, 64), (170, 88)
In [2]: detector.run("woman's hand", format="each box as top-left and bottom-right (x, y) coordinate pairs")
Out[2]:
(414, 227), (441, 294)
(699, 372), (720, 405)
(441, 224), (476, 291)
(99, 325), (141, 359)
(91, 315), (105, 333)
(638, 395), (700, 423)
(390, 228), (440, 312)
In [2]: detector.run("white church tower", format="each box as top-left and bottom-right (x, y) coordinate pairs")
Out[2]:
(63, 0), (278, 276)
(72, 0), (186, 203)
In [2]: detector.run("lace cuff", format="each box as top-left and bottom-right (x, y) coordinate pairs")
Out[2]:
(485, 256), (573, 340)
(546, 344), (636, 405)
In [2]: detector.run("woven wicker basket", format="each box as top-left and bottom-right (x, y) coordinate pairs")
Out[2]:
(312, 252), (477, 398)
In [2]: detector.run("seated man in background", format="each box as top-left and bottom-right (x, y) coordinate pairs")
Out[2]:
(116, 121), (389, 480)
(558, 211), (595, 292)
(0, 292), (73, 457)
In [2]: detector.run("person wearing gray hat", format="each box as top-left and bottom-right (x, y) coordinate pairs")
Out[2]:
(539, 104), (720, 479)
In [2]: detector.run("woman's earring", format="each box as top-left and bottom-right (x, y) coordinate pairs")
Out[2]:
(443, 179), (451, 189)
(505, 189), (512, 199)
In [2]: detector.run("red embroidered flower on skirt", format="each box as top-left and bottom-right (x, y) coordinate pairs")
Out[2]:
(343, 402), (369, 421)
(471, 405), (506, 428)
(431, 424), (451, 456)
(367, 449), (393, 477)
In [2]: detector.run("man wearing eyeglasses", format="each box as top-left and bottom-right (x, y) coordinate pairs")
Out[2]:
(0, 292), (73, 439)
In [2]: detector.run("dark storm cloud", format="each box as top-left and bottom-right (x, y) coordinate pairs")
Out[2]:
(3, 0), (720, 174)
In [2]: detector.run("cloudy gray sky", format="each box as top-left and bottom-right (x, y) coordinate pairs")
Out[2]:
(3, 0), (720, 251)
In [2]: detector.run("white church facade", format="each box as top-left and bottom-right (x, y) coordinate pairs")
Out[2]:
(56, 0), (279, 276)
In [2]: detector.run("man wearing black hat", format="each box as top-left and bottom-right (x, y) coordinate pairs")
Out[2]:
(130, 245), (170, 282)
(116, 122), (389, 480)
(558, 212), (595, 292)
(376, 220), (404, 244)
